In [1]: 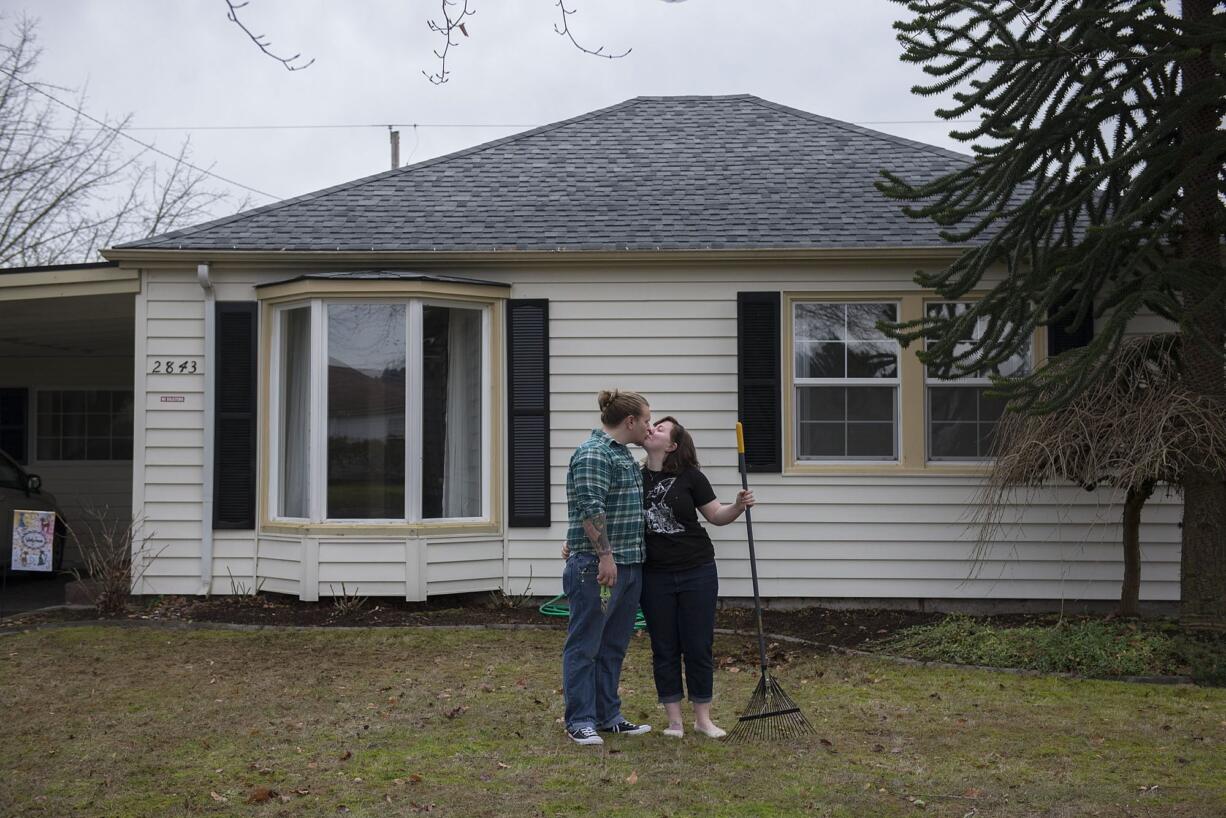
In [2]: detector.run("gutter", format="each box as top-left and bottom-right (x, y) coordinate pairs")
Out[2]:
(101, 245), (970, 266)
(198, 262), (215, 596)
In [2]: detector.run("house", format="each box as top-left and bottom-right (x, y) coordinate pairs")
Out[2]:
(0, 95), (1181, 606)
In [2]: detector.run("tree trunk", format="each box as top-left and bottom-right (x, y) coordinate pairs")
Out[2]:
(1177, 0), (1226, 632)
(1121, 481), (1155, 619)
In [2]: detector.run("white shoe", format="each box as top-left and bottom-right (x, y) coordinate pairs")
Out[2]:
(663, 725), (684, 738)
(693, 723), (726, 739)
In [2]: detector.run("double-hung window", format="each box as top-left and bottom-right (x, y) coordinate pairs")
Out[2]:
(925, 302), (1030, 461)
(271, 298), (490, 524)
(793, 301), (900, 461)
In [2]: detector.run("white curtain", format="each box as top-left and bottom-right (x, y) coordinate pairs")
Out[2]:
(281, 308), (310, 517)
(442, 309), (481, 517)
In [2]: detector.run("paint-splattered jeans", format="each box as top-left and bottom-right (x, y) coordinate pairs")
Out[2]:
(561, 552), (642, 731)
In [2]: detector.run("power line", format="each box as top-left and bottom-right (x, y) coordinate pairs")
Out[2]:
(0, 67), (281, 201)
(43, 118), (976, 133)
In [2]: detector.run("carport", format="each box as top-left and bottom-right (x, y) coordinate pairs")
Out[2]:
(0, 262), (139, 574)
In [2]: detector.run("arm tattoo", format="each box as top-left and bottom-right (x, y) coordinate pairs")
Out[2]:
(582, 513), (612, 556)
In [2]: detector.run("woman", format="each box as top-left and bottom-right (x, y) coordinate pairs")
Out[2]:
(639, 416), (753, 739)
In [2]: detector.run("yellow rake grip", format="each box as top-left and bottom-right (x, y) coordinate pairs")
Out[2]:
(735, 421), (746, 454)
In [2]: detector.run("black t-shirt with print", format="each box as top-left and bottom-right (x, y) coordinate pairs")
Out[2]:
(642, 466), (718, 571)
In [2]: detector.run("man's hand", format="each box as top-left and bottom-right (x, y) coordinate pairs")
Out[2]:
(597, 553), (617, 587)
(561, 542), (570, 560)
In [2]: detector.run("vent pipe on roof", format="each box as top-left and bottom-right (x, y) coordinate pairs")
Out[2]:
(389, 127), (400, 170)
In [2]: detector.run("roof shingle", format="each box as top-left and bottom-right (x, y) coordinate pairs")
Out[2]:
(115, 95), (972, 253)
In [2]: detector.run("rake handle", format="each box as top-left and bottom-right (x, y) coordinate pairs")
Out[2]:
(736, 422), (770, 676)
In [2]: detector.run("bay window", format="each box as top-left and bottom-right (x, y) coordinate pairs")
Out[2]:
(271, 298), (490, 524)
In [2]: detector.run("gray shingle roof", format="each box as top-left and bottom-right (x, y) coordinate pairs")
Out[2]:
(115, 95), (972, 253)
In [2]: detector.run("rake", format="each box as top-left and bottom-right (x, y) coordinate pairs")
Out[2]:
(725, 421), (815, 743)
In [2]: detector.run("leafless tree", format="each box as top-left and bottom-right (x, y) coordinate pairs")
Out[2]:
(974, 335), (1226, 617)
(0, 17), (233, 266)
(220, 0), (641, 85)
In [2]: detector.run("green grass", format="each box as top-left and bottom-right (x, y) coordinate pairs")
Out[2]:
(1, 625), (1224, 817)
(871, 616), (1226, 681)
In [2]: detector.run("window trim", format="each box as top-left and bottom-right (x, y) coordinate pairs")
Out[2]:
(260, 290), (503, 535)
(791, 299), (902, 463)
(782, 291), (1045, 475)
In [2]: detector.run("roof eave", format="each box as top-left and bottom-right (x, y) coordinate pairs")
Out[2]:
(102, 245), (970, 266)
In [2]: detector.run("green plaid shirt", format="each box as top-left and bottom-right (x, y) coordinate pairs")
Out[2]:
(565, 429), (645, 565)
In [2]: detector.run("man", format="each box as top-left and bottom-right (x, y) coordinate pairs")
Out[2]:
(561, 389), (653, 746)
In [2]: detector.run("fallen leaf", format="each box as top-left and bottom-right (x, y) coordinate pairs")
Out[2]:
(872, 744), (885, 753)
(408, 774), (423, 784)
(497, 762), (510, 769)
(210, 791), (227, 803)
(340, 750), (352, 761)
(444, 705), (467, 719)
(625, 770), (639, 785)
(962, 787), (983, 799)
(245, 787), (276, 804)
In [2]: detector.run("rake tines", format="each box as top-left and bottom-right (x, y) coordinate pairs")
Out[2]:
(724, 670), (815, 743)
(727, 422), (816, 744)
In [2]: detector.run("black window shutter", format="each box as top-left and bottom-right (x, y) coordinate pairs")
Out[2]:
(737, 292), (782, 472)
(506, 299), (551, 528)
(1047, 291), (1095, 356)
(214, 302), (257, 529)
(0, 387), (28, 464)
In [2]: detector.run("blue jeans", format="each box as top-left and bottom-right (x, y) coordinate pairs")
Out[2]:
(640, 561), (718, 704)
(561, 553), (643, 731)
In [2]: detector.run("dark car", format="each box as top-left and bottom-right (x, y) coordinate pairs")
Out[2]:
(0, 448), (67, 575)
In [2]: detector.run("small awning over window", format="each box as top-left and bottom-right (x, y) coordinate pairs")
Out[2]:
(255, 270), (510, 302)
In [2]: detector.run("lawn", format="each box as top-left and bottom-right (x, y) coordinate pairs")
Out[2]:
(1, 624), (1223, 818)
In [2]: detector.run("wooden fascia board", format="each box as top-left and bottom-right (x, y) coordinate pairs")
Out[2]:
(0, 267), (140, 301)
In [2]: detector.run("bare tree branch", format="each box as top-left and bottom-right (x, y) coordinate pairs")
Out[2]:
(423, 0), (475, 85)
(224, 0), (315, 71)
(0, 17), (238, 265)
(553, 0), (631, 60)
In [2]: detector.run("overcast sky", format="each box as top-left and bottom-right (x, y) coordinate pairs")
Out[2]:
(7, 0), (967, 219)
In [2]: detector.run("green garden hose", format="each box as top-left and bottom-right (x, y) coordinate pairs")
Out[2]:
(538, 594), (647, 630)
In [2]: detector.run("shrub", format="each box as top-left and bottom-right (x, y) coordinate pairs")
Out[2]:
(872, 616), (1183, 678)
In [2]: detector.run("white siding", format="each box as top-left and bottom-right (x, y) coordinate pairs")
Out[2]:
(426, 536), (504, 596)
(499, 263), (1182, 603)
(133, 272), (206, 594)
(128, 260), (1183, 605)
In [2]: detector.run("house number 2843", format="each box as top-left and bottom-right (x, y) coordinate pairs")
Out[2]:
(150, 359), (200, 374)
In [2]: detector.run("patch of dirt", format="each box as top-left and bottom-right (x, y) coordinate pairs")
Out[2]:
(5, 590), (949, 649)
(721, 605), (945, 649)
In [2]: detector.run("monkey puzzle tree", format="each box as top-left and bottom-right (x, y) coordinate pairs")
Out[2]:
(877, 1), (1226, 629)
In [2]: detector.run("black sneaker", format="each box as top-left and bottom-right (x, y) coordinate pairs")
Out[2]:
(599, 720), (652, 736)
(567, 726), (604, 746)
